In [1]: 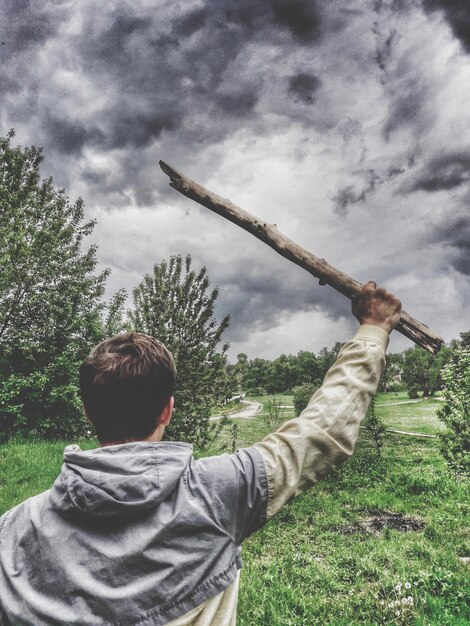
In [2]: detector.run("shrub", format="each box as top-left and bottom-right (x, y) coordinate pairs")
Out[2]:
(364, 396), (386, 459)
(437, 348), (470, 476)
(292, 382), (320, 416)
(263, 397), (283, 431)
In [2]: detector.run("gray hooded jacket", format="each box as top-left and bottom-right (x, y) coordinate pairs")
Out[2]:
(0, 442), (267, 625)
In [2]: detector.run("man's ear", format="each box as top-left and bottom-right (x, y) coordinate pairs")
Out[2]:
(159, 396), (174, 426)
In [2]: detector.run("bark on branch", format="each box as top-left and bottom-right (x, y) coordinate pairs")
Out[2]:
(159, 160), (443, 354)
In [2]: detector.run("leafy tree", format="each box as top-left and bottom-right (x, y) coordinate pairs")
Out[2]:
(232, 352), (248, 392)
(295, 350), (321, 385)
(437, 348), (470, 476)
(243, 357), (269, 394)
(460, 331), (470, 348)
(402, 345), (452, 398)
(317, 342), (343, 378)
(0, 131), (116, 440)
(129, 254), (230, 447)
(379, 352), (404, 392)
(265, 354), (298, 393)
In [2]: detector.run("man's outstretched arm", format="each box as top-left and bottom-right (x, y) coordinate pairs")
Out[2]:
(252, 281), (402, 520)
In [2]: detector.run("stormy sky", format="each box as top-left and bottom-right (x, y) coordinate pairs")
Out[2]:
(1, 0), (469, 359)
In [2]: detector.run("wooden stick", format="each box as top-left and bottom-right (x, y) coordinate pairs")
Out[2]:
(159, 161), (444, 354)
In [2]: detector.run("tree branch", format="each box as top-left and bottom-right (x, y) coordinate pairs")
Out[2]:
(159, 160), (443, 354)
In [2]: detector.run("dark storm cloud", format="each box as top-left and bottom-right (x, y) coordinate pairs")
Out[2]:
(409, 153), (470, 192)
(107, 111), (181, 150)
(213, 252), (350, 342)
(371, 20), (431, 140)
(428, 214), (470, 276)
(288, 72), (321, 104)
(422, 0), (470, 52)
(43, 114), (104, 155)
(0, 0), (59, 52)
(214, 90), (259, 116)
(271, 0), (322, 42)
(1, 0), (326, 166)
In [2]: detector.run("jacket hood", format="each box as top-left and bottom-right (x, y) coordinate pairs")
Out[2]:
(49, 441), (193, 518)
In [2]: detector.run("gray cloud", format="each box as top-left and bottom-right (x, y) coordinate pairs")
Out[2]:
(213, 254), (350, 342)
(288, 72), (321, 104)
(332, 169), (381, 215)
(1, 0), (469, 357)
(0, 0), (59, 52)
(409, 153), (470, 192)
(422, 0), (470, 53)
(428, 214), (470, 276)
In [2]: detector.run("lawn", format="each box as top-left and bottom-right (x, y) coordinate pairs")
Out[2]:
(0, 393), (468, 625)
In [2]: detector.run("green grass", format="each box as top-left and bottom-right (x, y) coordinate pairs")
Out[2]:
(375, 393), (445, 435)
(1, 393), (468, 625)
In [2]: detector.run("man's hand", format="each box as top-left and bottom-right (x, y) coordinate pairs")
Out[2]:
(352, 281), (402, 335)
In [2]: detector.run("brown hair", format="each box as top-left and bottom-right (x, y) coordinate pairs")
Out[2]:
(79, 333), (176, 443)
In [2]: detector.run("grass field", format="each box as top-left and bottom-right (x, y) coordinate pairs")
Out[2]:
(0, 393), (468, 625)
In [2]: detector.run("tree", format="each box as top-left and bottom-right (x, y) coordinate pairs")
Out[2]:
(402, 345), (452, 398)
(379, 352), (404, 392)
(233, 352), (248, 392)
(243, 357), (269, 395)
(0, 131), (116, 440)
(129, 254), (230, 447)
(437, 348), (470, 476)
(460, 331), (470, 348)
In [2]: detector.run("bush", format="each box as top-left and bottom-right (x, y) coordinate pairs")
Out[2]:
(364, 396), (386, 459)
(437, 348), (470, 476)
(263, 397), (283, 431)
(292, 382), (320, 416)
(408, 385), (420, 399)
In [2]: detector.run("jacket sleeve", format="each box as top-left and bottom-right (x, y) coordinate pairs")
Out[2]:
(252, 324), (388, 520)
(188, 447), (268, 545)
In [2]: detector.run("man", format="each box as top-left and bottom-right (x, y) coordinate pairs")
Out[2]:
(0, 281), (401, 625)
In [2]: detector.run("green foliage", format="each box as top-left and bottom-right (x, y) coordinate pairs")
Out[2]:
(292, 382), (318, 416)
(129, 254), (231, 448)
(402, 345), (452, 398)
(0, 132), (117, 441)
(263, 397), (283, 431)
(437, 348), (470, 476)
(379, 352), (405, 392)
(241, 344), (340, 396)
(408, 385), (420, 399)
(460, 330), (470, 348)
(364, 396), (386, 459)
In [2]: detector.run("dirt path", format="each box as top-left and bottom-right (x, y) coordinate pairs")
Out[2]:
(210, 400), (263, 421)
(377, 399), (424, 407)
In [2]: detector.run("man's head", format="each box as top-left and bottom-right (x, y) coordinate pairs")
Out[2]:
(79, 333), (176, 445)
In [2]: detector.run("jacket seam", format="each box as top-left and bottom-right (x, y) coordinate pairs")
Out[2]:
(250, 447), (269, 532)
(129, 558), (240, 626)
(354, 337), (387, 350)
(0, 511), (10, 543)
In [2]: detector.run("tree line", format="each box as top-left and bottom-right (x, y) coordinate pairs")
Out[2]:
(231, 336), (468, 398)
